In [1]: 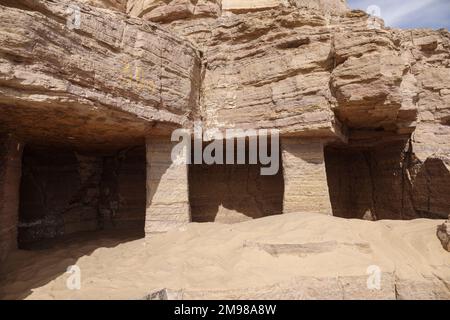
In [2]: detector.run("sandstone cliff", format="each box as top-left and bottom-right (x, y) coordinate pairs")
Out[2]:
(0, 0), (449, 300)
(107, 0), (450, 220)
(0, 0), (448, 224)
(0, 0), (201, 150)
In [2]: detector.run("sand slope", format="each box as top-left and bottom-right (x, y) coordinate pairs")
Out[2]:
(0, 213), (449, 299)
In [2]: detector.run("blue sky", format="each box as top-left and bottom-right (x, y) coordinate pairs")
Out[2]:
(347, 0), (450, 30)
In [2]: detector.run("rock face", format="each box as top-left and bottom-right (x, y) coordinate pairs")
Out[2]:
(437, 217), (450, 252)
(0, 135), (23, 262)
(0, 0), (201, 150)
(168, 6), (345, 138)
(282, 139), (332, 214)
(145, 138), (191, 233)
(17, 146), (146, 246)
(189, 160), (284, 223)
(77, 0), (128, 12)
(147, 1), (450, 222)
(126, 0), (348, 22)
(0, 0), (449, 277)
(127, 0), (221, 22)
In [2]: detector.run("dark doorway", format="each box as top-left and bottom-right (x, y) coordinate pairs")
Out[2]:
(188, 140), (284, 223)
(324, 139), (419, 220)
(18, 145), (146, 248)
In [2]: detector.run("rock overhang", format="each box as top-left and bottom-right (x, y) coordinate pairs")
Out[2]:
(0, 0), (202, 151)
(0, 0), (450, 149)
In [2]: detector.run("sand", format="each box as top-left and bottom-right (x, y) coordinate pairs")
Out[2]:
(0, 213), (449, 300)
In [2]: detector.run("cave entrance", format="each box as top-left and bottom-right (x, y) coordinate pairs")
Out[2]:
(18, 145), (146, 248)
(188, 139), (284, 223)
(324, 139), (417, 220)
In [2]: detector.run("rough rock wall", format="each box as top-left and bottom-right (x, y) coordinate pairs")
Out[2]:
(324, 145), (373, 219)
(166, 5), (448, 220)
(143, 5), (414, 138)
(128, 0), (221, 22)
(77, 0), (127, 12)
(116, 147), (147, 228)
(151, 3), (449, 153)
(330, 22), (410, 132)
(18, 146), (146, 245)
(286, 0), (348, 14)
(0, 0), (449, 225)
(145, 138), (190, 234)
(19, 147), (90, 244)
(189, 162), (284, 223)
(325, 139), (450, 220)
(325, 140), (413, 220)
(437, 217), (450, 252)
(407, 154), (450, 219)
(0, 0), (201, 150)
(282, 138), (332, 214)
(169, 7), (346, 138)
(398, 28), (450, 219)
(401, 29), (450, 161)
(0, 135), (23, 261)
(127, 0), (348, 20)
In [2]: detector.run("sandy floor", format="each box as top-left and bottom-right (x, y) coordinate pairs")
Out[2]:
(0, 213), (449, 299)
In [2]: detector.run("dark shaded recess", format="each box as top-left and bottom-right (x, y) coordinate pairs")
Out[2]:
(18, 145), (146, 248)
(324, 139), (449, 220)
(188, 139), (284, 222)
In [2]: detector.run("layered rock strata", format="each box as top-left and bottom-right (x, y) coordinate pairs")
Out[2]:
(145, 138), (191, 234)
(0, 0), (449, 242)
(0, 0), (201, 150)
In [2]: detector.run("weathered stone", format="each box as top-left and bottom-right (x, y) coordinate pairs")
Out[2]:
(282, 138), (332, 214)
(0, 0), (201, 150)
(128, 0), (349, 20)
(222, 0), (283, 13)
(144, 272), (450, 300)
(145, 137), (191, 234)
(0, 134), (23, 262)
(221, 0), (349, 15)
(0, 0), (449, 300)
(144, 288), (184, 300)
(77, 0), (127, 12)
(437, 217), (450, 252)
(143, 274), (397, 299)
(175, 8), (346, 139)
(128, 0), (221, 22)
(17, 146), (146, 245)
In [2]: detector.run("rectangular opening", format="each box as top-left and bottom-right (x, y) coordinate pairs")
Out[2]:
(188, 139), (284, 223)
(324, 139), (418, 220)
(18, 145), (146, 248)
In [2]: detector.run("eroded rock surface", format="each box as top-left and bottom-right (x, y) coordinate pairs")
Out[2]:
(0, 0), (201, 150)
(0, 134), (22, 261)
(437, 217), (450, 252)
(78, 0), (128, 12)
(128, 0), (222, 22)
(1, 0), (449, 165)
(0, 0), (449, 299)
(130, 0), (449, 220)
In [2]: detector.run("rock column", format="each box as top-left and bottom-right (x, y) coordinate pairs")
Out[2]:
(281, 138), (332, 214)
(145, 137), (191, 234)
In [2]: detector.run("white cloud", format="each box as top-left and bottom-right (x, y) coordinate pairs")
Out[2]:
(380, 0), (437, 26)
(347, 0), (450, 29)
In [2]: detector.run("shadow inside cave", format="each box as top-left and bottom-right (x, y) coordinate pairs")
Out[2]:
(188, 139), (284, 223)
